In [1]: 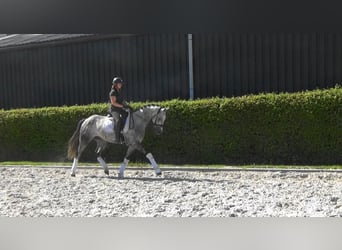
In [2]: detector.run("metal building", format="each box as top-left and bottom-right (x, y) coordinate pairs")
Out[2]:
(0, 34), (188, 109)
(0, 33), (341, 109)
(193, 33), (342, 98)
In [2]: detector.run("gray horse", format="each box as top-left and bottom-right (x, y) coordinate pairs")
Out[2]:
(67, 105), (168, 178)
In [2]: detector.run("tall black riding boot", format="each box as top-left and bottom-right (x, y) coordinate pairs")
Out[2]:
(114, 121), (123, 144)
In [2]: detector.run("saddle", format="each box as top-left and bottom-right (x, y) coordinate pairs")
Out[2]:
(106, 112), (134, 132)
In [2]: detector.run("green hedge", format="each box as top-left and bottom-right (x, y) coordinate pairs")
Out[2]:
(0, 87), (341, 164)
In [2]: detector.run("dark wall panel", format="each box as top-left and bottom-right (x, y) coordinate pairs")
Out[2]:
(1, 33), (342, 109)
(192, 33), (342, 98)
(0, 34), (188, 109)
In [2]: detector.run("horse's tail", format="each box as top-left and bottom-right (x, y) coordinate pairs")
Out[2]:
(67, 118), (85, 160)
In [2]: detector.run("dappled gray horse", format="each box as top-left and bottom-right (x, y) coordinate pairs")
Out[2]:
(67, 105), (168, 178)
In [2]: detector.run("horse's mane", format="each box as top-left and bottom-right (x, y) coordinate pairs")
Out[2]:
(135, 104), (166, 114)
(142, 104), (161, 109)
(133, 104), (160, 115)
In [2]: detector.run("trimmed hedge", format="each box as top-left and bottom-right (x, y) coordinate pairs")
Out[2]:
(0, 87), (341, 164)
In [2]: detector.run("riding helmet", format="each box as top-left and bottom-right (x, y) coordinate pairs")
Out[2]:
(112, 76), (124, 84)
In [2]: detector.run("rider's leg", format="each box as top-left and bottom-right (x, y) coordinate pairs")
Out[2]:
(111, 112), (122, 144)
(119, 110), (128, 142)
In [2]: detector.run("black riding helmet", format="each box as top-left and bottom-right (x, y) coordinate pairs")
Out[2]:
(112, 76), (124, 85)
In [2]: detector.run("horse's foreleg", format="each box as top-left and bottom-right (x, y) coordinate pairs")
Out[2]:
(146, 153), (162, 176)
(132, 143), (162, 176)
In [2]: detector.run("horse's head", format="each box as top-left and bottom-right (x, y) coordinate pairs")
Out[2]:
(147, 105), (169, 135)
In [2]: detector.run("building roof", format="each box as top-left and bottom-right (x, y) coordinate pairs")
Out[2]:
(0, 34), (97, 49)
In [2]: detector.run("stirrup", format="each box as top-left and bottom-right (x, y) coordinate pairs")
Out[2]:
(114, 134), (124, 144)
(119, 133), (125, 143)
(114, 138), (124, 144)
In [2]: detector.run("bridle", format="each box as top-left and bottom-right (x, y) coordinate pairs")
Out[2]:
(151, 107), (165, 128)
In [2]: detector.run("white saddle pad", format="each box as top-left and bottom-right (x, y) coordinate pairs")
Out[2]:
(102, 117), (115, 133)
(102, 114), (130, 134)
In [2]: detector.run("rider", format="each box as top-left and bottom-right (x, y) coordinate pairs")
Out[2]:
(109, 76), (132, 143)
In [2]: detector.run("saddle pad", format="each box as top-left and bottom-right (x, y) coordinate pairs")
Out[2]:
(102, 117), (114, 133)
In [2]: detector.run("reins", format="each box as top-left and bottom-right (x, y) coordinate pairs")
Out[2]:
(129, 106), (164, 129)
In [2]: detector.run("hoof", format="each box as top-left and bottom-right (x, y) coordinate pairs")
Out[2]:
(118, 173), (124, 179)
(71, 173), (76, 177)
(104, 170), (109, 175)
(156, 172), (162, 177)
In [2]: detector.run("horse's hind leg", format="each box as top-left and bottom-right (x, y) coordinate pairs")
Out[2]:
(95, 139), (109, 175)
(71, 134), (92, 177)
(118, 146), (135, 178)
(118, 158), (129, 179)
(71, 158), (79, 177)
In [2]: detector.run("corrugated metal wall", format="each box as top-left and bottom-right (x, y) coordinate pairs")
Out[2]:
(193, 33), (342, 98)
(0, 34), (189, 109)
(1, 33), (342, 109)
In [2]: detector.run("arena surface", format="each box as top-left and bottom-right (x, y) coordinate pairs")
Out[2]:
(0, 166), (341, 217)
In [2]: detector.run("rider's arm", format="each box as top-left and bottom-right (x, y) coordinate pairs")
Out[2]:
(110, 95), (124, 108)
